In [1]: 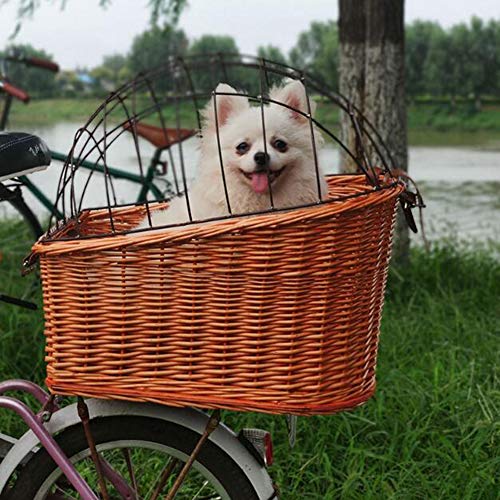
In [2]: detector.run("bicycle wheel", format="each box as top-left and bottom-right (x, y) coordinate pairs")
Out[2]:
(8, 416), (263, 499)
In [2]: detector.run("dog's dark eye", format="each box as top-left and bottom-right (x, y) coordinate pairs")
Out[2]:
(273, 139), (288, 152)
(236, 142), (250, 154)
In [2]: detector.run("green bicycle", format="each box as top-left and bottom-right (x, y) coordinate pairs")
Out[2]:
(0, 49), (196, 303)
(0, 52), (197, 238)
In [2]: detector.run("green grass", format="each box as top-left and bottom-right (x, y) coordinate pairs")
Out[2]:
(0, 219), (46, 436)
(0, 219), (499, 498)
(9, 98), (103, 128)
(409, 102), (500, 132)
(408, 103), (500, 148)
(228, 241), (500, 499)
(9, 96), (201, 130)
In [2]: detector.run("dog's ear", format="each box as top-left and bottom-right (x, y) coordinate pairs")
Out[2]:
(204, 83), (249, 128)
(270, 80), (315, 123)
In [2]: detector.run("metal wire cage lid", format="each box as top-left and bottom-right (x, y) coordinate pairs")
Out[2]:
(42, 53), (420, 242)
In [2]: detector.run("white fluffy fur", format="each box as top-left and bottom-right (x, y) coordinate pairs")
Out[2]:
(137, 80), (328, 230)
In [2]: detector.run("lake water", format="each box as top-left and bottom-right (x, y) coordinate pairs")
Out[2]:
(1, 122), (499, 244)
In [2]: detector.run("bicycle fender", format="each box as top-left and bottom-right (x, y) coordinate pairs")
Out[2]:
(0, 399), (275, 499)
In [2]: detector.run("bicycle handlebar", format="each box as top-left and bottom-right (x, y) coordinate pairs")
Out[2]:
(0, 80), (30, 103)
(25, 57), (60, 73)
(5, 55), (60, 73)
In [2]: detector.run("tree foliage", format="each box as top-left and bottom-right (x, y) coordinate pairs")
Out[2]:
(147, 0), (188, 26)
(90, 54), (130, 89)
(129, 24), (188, 75)
(127, 24), (188, 93)
(188, 35), (244, 92)
(189, 34), (239, 57)
(289, 16), (500, 100)
(406, 17), (500, 101)
(405, 21), (443, 96)
(289, 21), (339, 88)
(3, 11), (500, 101)
(257, 45), (287, 65)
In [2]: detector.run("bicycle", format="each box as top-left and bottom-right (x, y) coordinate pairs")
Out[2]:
(0, 50), (197, 308)
(0, 51), (198, 239)
(0, 130), (50, 309)
(0, 136), (276, 500)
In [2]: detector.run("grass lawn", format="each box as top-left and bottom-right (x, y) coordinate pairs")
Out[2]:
(9, 98), (103, 128)
(409, 102), (500, 132)
(0, 219), (498, 498)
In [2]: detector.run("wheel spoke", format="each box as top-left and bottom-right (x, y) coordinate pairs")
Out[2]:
(192, 480), (209, 500)
(99, 453), (139, 499)
(192, 480), (222, 500)
(122, 448), (139, 498)
(50, 482), (80, 500)
(149, 458), (180, 500)
(9, 417), (241, 499)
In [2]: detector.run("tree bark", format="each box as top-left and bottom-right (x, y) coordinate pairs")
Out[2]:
(338, 0), (409, 265)
(338, 0), (367, 173)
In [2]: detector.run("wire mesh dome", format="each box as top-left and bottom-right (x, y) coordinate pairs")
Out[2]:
(32, 54), (414, 415)
(45, 53), (404, 236)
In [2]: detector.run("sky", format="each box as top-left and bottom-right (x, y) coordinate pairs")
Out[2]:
(0, 0), (499, 70)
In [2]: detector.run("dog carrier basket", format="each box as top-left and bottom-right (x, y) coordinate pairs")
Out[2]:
(30, 54), (418, 415)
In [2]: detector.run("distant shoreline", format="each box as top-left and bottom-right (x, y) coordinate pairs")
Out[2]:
(9, 97), (500, 148)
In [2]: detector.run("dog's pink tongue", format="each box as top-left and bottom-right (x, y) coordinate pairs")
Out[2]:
(250, 172), (269, 194)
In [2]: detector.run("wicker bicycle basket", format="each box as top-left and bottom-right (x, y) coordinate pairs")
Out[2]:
(31, 55), (413, 415)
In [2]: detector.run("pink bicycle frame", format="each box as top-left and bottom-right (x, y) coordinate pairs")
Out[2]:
(0, 379), (98, 499)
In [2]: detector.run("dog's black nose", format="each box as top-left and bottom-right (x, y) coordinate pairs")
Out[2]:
(254, 151), (270, 167)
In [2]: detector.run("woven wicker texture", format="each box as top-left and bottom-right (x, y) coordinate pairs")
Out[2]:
(34, 175), (403, 415)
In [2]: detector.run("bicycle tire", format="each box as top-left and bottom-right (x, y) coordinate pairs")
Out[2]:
(7, 415), (263, 500)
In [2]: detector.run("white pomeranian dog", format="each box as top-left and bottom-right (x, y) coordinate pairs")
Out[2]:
(137, 80), (328, 230)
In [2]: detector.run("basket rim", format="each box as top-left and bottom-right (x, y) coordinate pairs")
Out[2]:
(32, 176), (403, 255)
(45, 379), (377, 416)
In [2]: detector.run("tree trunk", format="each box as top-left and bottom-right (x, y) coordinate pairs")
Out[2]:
(338, 0), (409, 265)
(474, 94), (482, 112)
(338, 0), (367, 173)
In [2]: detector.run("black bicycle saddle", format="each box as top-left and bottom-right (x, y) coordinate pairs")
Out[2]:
(0, 131), (51, 182)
